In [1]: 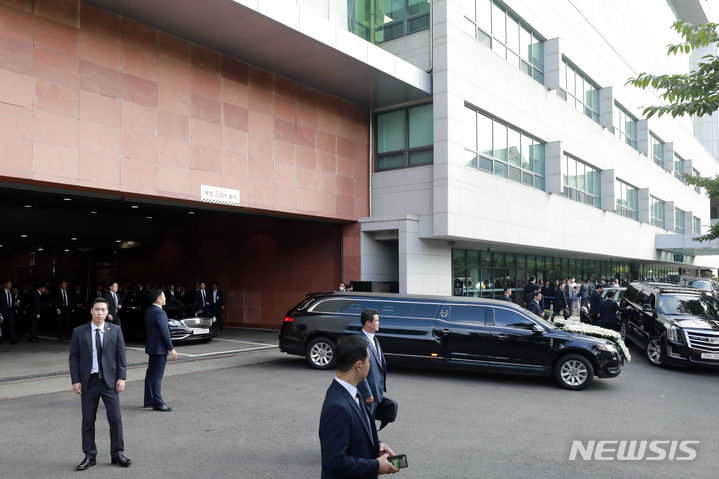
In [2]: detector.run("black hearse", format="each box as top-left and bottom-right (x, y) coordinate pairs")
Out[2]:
(623, 282), (719, 368)
(278, 292), (623, 390)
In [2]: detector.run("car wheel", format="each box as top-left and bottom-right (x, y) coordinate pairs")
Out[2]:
(554, 354), (594, 390)
(620, 322), (627, 341)
(646, 336), (664, 366)
(306, 337), (335, 370)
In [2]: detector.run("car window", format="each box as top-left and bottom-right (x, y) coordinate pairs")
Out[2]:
(690, 280), (712, 291)
(448, 305), (488, 325)
(410, 303), (440, 319)
(625, 286), (638, 303)
(492, 307), (535, 330)
(311, 299), (342, 313)
(658, 294), (719, 319)
(377, 301), (413, 317)
(338, 300), (365, 315)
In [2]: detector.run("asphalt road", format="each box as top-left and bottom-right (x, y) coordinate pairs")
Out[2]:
(0, 344), (717, 478)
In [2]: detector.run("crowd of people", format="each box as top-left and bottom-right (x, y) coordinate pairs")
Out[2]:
(0, 279), (226, 344)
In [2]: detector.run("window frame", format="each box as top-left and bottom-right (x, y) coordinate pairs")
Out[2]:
(558, 58), (600, 123)
(613, 102), (638, 151)
(374, 0), (431, 43)
(649, 132), (664, 167)
(561, 152), (601, 208)
(650, 196), (665, 229)
(675, 207), (686, 234)
(375, 103), (434, 172)
(615, 179), (638, 221)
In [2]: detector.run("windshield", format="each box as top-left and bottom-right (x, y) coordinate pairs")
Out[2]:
(164, 295), (188, 311)
(657, 294), (719, 319)
(689, 280), (712, 291)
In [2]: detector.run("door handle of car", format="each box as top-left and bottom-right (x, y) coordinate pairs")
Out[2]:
(440, 329), (451, 335)
(496, 333), (509, 339)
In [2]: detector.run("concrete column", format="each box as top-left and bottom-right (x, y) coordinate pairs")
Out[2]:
(544, 141), (563, 194)
(598, 87), (614, 130)
(662, 142), (674, 172)
(636, 119), (649, 155)
(543, 38), (561, 90)
(664, 201), (675, 232)
(638, 188), (650, 223)
(600, 169), (615, 211)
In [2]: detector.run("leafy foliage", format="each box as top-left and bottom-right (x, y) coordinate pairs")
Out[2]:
(627, 21), (719, 119)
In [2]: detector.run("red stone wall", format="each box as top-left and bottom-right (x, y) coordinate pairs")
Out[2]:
(0, 0), (369, 221)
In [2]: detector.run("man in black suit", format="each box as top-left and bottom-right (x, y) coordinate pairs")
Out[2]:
(144, 289), (177, 411)
(209, 282), (224, 330)
(55, 280), (73, 340)
(524, 276), (537, 307)
(194, 281), (210, 313)
(597, 290), (634, 331)
(68, 297), (132, 471)
(357, 309), (387, 417)
(105, 282), (122, 327)
(527, 291), (544, 318)
(588, 283), (604, 325)
(501, 287), (512, 302)
(319, 335), (398, 478)
(0, 280), (18, 344)
(28, 284), (45, 343)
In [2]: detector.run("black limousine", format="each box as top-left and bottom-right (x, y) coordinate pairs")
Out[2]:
(279, 292), (623, 390)
(120, 291), (219, 343)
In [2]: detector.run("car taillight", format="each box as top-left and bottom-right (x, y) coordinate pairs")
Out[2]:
(283, 315), (294, 323)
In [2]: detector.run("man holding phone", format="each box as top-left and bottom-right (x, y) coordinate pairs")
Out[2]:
(319, 334), (400, 477)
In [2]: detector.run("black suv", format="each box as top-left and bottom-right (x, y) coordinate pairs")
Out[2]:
(623, 282), (719, 368)
(279, 292), (623, 390)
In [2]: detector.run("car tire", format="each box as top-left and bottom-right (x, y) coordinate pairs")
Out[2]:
(305, 336), (336, 370)
(620, 322), (627, 342)
(646, 336), (664, 366)
(554, 354), (594, 390)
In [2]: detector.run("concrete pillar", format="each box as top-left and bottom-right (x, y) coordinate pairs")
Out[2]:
(599, 87), (614, 130)
(636, 119), (649, 155)
(543, 38), (561, 90)
(664, 201), (675, 232)
(662, 142), (674, 172)
(600, 169), (615, 211)
(545, 141), (563, 194)
(638, 187), (650, 223)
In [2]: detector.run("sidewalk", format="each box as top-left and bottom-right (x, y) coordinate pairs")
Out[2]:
(0, 327), (279, 401)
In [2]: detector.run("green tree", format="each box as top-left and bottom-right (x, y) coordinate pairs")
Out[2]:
(628, 21), (719, 241)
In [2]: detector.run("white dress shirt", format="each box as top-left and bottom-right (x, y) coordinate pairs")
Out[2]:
(90, 322), (105, 374)
(334, 377), (360, 407)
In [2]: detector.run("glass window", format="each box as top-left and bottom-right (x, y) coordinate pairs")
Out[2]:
(464, 105), (545, 191)
(557, 59), (600, 123)
(562, 153), (600, 208)
(377, 301), (413, 317)
(675, 208), (686, 234)
(649, 132), (664, 167)
(449, 305), (488, 324)
(613, 102), (638, 150)
(673, 153), (686, 183)
(615, 179), (638, 220)
(492, 307), (535, 330)
(692, 168), (701, 194)
(650, 196), (665, 228)
(693, 216), (701, 235)
(410, 303), (441, 319)
(371, 0), (431, 43)
(376, 103), (433, 171)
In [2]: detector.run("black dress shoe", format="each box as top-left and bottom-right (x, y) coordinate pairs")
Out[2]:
(111, 454), (133, 467)
(143, 403), (152, 408)
(75, 456), (96, 471)
(152, 404), (172, 411)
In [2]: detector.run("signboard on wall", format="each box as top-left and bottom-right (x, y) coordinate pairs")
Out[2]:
(200, 185), (240, 206)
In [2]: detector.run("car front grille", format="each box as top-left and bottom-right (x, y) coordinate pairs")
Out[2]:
(181, 317), (213, 329)
(684, 330), (719, 353)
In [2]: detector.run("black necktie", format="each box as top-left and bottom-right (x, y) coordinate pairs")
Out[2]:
(6, 291), (9, 306)
(62, 290), (67, 306)
(355, 392), (371, 430)
(202, 290), (206, 303)
(95, 328), (104, 378)
(373, 336), (381, 355)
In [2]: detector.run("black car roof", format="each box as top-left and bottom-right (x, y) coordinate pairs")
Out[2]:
(306, 291), (526, 308)
(629, 282), (702, 295)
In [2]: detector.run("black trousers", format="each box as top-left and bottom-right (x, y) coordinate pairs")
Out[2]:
(29, 313), (39, 341)
(81, 375), (124, 458)
(3, 312), (17, 342)
(144, 354), (167, 406)
(57, 308), (71, 339)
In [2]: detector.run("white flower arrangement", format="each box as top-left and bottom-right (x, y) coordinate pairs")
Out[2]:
(553, 318), (632, 362)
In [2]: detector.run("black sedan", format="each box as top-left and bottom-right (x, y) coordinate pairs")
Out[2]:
(279, 292), (624, 390)
(120, 291), (219, 343)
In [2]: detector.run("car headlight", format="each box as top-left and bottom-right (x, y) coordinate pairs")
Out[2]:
(666, 325), (679, 342)
(168, 319), (182, 327)
(597, 343), (617, 353)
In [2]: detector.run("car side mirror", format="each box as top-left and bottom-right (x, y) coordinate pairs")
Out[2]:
(642, 304), (653, 313)
(532, 324), (544, 334)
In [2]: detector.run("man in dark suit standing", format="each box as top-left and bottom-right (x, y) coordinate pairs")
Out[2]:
(527, 291), (544, 318)
(588, 283), (604, 325)
(501, 287), (512, 302)
(319, 335), (398, 478)
(68, 297), (132, 471)
(55, 280), (73, 340)
(194, 281), (210, 313)
(144, 289), (177, 411)
(28, 284), (45, 343)
(0, 280), (18, 344)
(105, 282), (122, 327)
(357, 309), (386, 417)
(209, 282), (224, 330)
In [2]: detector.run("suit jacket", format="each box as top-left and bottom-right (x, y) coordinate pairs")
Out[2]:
(210, 289), (223, 308)
(54, 289), (72, 310)
(554, 287), (567, 311)
(501, 294), (512, 302)
(144, 304), (174, 355)
(589, 290), (603, 319)
(105, 291), (121, 322)
(357, 333), (386, 405)
(194, 290), (210, 312)
(0, 289), (15, 319)
(319, 380), (380, 479)
(30, 290), (43, 317)
(597, 299), (620, 328)
(69, 322), (127, 391)
(527, 300), (543, 317)
(579, 283), (590, 300)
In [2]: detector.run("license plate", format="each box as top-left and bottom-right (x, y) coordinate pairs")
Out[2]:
(700, 353), (719, 360)
(192, 328), (210, 335)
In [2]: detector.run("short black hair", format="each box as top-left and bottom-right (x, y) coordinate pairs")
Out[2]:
(335, 335), (369, 372)
(533, 290), (541, 297)
(504, 287), (511, 293)
(149, 288), (164, 303)
(90, 297), (108, 308)
(606, 290), (616, 298)
(360, 309), (378, 326)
